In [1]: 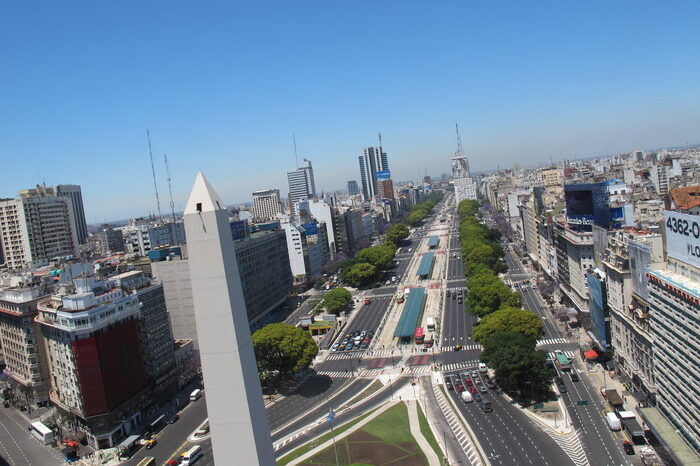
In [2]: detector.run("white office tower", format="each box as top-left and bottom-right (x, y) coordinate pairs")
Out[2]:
(183, 172), (275, 465)
(451, 153), (477, 203)
(252, 189), (282, 222)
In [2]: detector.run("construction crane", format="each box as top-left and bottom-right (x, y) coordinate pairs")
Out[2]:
(146, 129), (163, 220)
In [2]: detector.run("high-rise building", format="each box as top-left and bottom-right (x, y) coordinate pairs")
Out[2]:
(0, 276), (51, 407)
(287, 159), (316, 213)
(94, 224), (125, 255)
(182, 172), (275, 465)
(347, 180), (359, 196)
(0, 188), (79, 269)
(37, 275), (149, 449)
(251, 189), (281, 222)
(54, 185), (88, 245)
(451, 153), (477, 202)
(358, 146), (389, 201)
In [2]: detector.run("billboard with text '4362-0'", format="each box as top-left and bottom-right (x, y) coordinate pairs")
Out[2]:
(665, 210), (700, 268)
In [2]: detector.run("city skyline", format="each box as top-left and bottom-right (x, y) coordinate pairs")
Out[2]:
(2, 2), (699, 221)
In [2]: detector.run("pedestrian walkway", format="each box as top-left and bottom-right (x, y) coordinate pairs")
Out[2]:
(536, 337), (568, 346)
(326, 352), (364, 361)
(547, 350), (575, 360)
(441, 360), (481, 372)
(438, 343), (482, 352)
(315, 370), (354, 378)
(407, 401), (441, 466)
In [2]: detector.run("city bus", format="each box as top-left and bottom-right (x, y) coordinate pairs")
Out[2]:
(555, 351), (572, 371)
(136, 457), (156, 466)
(414, 327), (425, 345)
(30, 421), (53, 445)
(426, 317), (435, 332)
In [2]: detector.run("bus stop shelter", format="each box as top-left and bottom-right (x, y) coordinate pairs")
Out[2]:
(417, 253), (435, 279)
(427, 236), (439, 249)
(394, 288), (426, 344)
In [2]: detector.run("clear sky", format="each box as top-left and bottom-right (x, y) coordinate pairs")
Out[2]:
(2, 1), (699, 222)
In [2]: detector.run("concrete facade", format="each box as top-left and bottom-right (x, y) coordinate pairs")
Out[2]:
(183, 172), (275, 465)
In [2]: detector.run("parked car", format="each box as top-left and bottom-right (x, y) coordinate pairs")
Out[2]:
(169, 414), (179, 424)
(623, 441), (635, 455)
(570, 373), (579, 382)
(331, 343), (339, 352)
(145, 439), (157, 449)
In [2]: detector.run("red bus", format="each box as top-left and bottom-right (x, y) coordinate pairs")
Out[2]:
(414, 327), (425, 344)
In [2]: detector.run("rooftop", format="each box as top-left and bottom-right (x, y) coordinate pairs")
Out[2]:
(417, 252), (435, 277)
(394, 287), (426, 338)
(670, 185), (700, 211)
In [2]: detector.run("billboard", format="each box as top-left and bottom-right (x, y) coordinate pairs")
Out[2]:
(301, 222), (319, 235)
(564, 182), (611, 231)
(376, 170), (391, 181)
(665, 210), (700, 268)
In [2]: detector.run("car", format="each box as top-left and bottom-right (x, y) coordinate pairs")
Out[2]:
(623, 441), (635, 455)
(455, 384), (465, 392)
(453, 345), (463, 351)
(465, 379), (473, 386)
(445, 379), (454, 390)
(346, 343), (354, 351)
(360, 331), (367, 337)
(558, 384), (568, 394)
(451, 294), (456, 300)
(169, 414), (179, 424)
(485, 380), (496, 389)
(166, 459), (180, 465)
(571, 373), (579, 382)
(458, 298), (463, 303)
(360, 342), (369, 349)
(471, 371), (479, 378)
(480, 385), (488, 394)
(145, 439), (157, 449)
(331, 343), (339, 352)
(481, 400), (493, 412)
(473, 393), (482, 402)
(337, 344), (346, 351)
(469, 386), (478, 394)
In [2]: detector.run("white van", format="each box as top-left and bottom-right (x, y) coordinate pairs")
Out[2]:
(190, 389), (202, 402)
(605, 412), (621, 431)
(181, 445), (203, 465)
(461, 391), (473, 403)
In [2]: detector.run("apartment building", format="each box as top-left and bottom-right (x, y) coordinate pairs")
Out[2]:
(251, 189), (281, 222)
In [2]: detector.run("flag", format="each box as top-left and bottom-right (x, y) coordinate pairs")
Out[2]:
(326, 407), (335, 422)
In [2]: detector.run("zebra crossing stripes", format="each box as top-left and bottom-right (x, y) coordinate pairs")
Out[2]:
(536, 337), (569, 346)
(315, 370), (354, 378)
(537, 427), (589, 466)
(547, 350), (575, 360)
(441, 360), (480, 372)
(326, 352), (364, 361)
(439, 344), (482, 352)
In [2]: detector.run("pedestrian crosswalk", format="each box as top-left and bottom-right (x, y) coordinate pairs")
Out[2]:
(547, 350), (575, 360)
(441, 360), (480, 372)
(536, 337), (569, 346)
(326, 352), (364, 361)
(315, 371), (354, 378)
(438, 344), (482, 352)
(538, 427), (589, 466)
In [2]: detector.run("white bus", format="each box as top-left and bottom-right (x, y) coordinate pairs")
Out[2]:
(30, 421), (53, 445)
(426, 317), (435, 332)
(181, 445), (203, 465)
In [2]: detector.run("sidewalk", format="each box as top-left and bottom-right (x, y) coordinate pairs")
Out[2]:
(407, 400), (441, 466)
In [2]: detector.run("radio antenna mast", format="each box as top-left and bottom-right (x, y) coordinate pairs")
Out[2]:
(293, 133), (299, 168)
(146, 129), (163, 220)
(164, 154), (176, 224)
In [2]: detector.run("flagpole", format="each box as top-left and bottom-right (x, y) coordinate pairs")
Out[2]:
(327, 397), (339, 466)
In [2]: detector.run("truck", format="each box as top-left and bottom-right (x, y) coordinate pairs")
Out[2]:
(601, 388), (624, 408)
(364, 297), (371, 305)
(619, 411), (646, 444)
(605, 412), (621, 431)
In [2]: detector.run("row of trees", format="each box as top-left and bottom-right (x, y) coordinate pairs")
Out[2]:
(407, 191), (444, 226)
(456, 200), (549, 402)
(252, 323), (318, 384)
(341, 244), (397, 286)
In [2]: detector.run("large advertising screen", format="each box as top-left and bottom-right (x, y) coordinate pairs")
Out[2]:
(376, 170), (391, 181)
(665, 210), (700, 268)
(565, 182), (611, 231)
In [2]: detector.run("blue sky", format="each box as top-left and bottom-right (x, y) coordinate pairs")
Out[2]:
(2, 1), (699, 222)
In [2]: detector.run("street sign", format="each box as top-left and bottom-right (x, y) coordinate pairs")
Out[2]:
(576, 400), (589, 406)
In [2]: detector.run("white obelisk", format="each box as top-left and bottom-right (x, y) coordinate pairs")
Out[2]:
(183, 172), (275, 465)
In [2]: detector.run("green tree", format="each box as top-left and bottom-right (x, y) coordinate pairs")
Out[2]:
(480, 331), (551, 402)
(385, 223), (409, 245)
(472, 307), (543, 343)
(355, 245), (396, 270)
(345, 262), (377, 286)
(252, 323), (318, 378)
(322, 287), (353, 315)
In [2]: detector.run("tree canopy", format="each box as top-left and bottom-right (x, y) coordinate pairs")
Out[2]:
(252, 323), (318, 378)
(472, 306), (543, 343)
(480, 331), (551, 402)
(385, 223), (410, 245)
(345, 262), (377, 286)
(322, 287), (353, 315)
(355, 245), (396, 270)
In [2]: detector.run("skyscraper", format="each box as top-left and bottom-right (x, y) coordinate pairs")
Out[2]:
(182, 172), (275, 465)
(347, 180), (359, 196)
(251, 189), (281, 222)
(287, 159), (316, 213)
(358, 146), (389, 201)
(54, 185), (88, 244)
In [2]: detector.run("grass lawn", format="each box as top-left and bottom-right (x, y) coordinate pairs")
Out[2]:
(277, 407), (379, 466)
(298, 402), (429, 466)
(415, 403), (444, 463)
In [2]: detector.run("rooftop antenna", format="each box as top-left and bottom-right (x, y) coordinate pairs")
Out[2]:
(293, 133), (299, 168)
(164, 154), (176, 224)
(146, 129), (163, 220)
(378, 131), (383, 150)
(455, 120), (464, 156)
